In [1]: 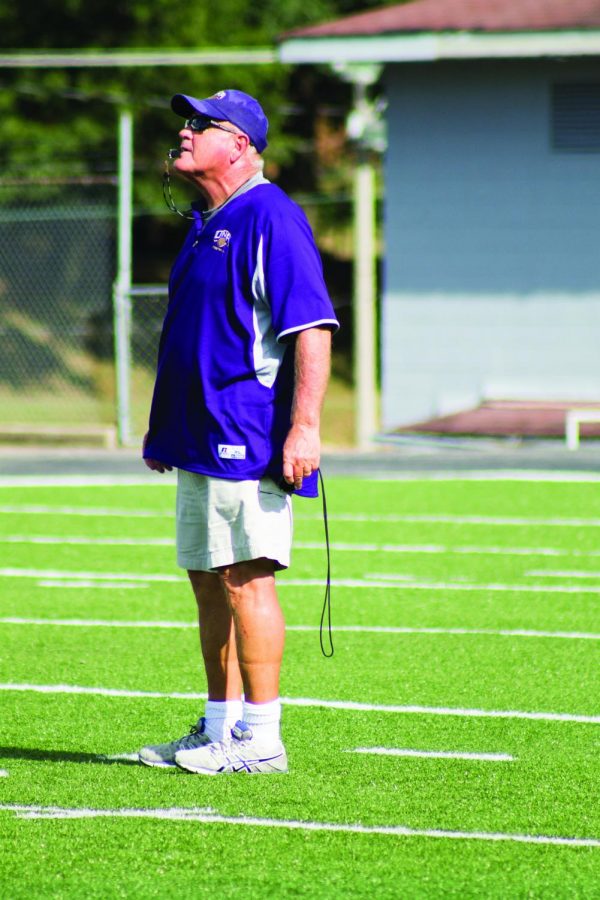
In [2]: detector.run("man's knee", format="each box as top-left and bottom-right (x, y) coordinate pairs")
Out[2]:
(217, 557), (276, 592)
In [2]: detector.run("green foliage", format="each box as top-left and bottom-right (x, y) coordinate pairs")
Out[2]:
(0, 0), (396, 49)
(0, 0), (398, 179)
(0, 0), (398, 298)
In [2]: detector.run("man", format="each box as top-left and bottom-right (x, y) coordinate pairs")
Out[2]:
(139, 89), (338, 775)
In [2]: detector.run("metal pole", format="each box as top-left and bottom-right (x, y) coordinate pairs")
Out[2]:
(353, 74), (377, 450)
(113, 107), (133, 446)
(334, 64), (382, 450)
(353, 150), (378, 449)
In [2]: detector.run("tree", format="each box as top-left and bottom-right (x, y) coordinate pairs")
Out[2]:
(0, 0), (399, 180)
(0, 0), (401, 283)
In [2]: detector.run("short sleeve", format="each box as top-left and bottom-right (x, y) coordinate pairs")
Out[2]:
(260, 196), (339, 342)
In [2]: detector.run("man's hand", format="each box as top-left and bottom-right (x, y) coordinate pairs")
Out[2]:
(142, 432), (173, 474)
(282, 423), (320, 490)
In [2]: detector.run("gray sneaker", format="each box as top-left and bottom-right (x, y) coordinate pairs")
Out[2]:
(138, 717), (213, 768)
(175, 720), (288, 775)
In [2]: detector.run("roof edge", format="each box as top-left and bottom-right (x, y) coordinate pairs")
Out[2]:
(278, 29), (600, 64)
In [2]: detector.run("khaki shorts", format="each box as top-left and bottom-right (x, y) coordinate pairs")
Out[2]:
(176, 470), (293, 572)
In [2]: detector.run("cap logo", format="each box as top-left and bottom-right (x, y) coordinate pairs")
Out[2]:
(210, 91), (227, 100)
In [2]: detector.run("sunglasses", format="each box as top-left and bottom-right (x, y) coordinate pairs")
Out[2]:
(184, 116), (244, 138)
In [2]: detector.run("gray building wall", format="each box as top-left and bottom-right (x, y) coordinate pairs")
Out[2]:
(382, 59), (600, 429)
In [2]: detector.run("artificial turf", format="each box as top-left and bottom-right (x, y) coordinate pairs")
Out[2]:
(0, 476), (599, 897)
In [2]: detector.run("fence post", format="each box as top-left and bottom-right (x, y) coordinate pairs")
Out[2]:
(333, 63), (384, 450)
(113, 106), (133, 446)
(353, 150), (378, 451)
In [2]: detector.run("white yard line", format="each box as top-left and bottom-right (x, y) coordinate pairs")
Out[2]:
(357, 472), (600, 484)
(0, 804), (597, 847)
(3, 567), (600, 594)
(300, 542), (599, 558)
(282, 578), (600, 594)
(2, 504), (600, 527)
(526, 569), (600, 579)
(2, 471), (600, 487)
(311, 625), (600, 640)
(0, 535), (174, 546)
(0, 683), (597, 725)
(0, 505), (170, 518)
(5, 535), (600, 559)
(0, 804), (204, 819)
(0, 618), (598, 641)
(0, 683), (207, 700)
(284, 697), (600, 724)
(0, 477), (176, 488)
(0, 770), (8, 777)
(349, 748), (515, 762)
(0, 617), (198, 628)
(100, 753), (140, 762)
(38, 580), (148, 590)
(0, 568), (185, 583)
(296, 513), (600, 526)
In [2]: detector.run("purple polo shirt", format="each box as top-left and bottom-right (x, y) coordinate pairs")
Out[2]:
(144, 181), (339, 496)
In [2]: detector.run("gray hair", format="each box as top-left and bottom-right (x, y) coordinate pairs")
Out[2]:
(247, 145), (265, 171)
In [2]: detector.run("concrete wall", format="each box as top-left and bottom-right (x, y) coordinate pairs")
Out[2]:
(381, 60), (600, 429)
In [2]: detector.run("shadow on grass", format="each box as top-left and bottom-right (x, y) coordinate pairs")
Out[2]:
(0, 746), (139, 767)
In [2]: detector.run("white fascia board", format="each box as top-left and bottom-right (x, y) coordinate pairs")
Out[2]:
(278, 30), (600, 65)
(0, 48), (276, 68)
(279, 35), (437, 64)
(444, 30), (600, 59)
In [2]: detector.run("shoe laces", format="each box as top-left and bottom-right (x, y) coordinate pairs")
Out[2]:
(178, 718), (208, 750)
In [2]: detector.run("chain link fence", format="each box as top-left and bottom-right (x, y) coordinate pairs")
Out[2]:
(0, 182), (118, 444)
(0, 181), (171, 447)
(0, 181), (353, 448)
(126, 285), (168, 441)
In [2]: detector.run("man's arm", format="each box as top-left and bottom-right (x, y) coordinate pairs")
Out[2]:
(282, 327), (331, 490)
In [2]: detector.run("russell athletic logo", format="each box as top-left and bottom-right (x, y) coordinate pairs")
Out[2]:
(218, 444), (246, 460)
(213, 229), (231, 252)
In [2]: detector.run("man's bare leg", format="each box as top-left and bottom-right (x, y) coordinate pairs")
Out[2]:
(189, 559), (284, 704)
(217, 557), (285, 704)
(175, 557), (287, 772)
(187, 570), (243, 700)
(137, 568), (240, 766)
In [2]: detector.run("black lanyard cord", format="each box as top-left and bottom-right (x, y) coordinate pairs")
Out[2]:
(318, 467), (334, 657)
(162, 161), (194, 220)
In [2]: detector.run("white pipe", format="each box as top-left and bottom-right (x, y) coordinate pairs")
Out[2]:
(353, 153), (378, 450)
(113, 108), (133, 446)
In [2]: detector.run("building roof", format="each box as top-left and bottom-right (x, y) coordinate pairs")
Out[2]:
(287, 0), (600, 38)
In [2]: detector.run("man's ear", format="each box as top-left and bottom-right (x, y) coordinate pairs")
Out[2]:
(231, 133), (251, 163)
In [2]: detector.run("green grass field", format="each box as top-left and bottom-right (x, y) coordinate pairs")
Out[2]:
(0, 475), (599, 897)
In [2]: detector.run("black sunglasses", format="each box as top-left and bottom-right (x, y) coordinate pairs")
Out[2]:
(184, 116), (243, 137)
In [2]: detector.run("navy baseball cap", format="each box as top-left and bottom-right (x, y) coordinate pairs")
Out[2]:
(171, 89), (268, 153)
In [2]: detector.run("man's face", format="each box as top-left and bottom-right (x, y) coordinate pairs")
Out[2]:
(174, 117), (245, 181)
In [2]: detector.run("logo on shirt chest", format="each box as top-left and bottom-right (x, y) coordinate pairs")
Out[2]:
(212, 229), (232, 253)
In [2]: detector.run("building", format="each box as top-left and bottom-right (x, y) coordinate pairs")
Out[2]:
(280, 0), (600, 435)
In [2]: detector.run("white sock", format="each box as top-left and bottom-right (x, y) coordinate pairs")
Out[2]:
(204, 699), (243, 742)
(242, 699), (281, 745)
